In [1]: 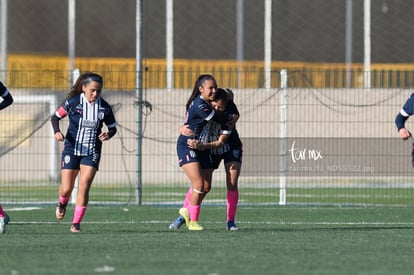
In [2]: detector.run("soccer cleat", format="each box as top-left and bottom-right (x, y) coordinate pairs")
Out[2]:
(178, 208), (190, 228)
(56, 202), (67, 220)
(226, 221), (240, 231)
(169, 215), (185, 230)
(188, 221), (203, 231)
(4, 213), (10, 224)
(70, 223), (81, 233)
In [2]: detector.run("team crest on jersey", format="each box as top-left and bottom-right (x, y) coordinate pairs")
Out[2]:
(98, 111), (104, 120)
(76, 104), (83, 115)
(64, 154), (71, 164)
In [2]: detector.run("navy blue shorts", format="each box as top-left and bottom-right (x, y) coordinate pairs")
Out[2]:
(177, 136), (213, 169)
(211, 148), (243, 170)
(61, 151), (101, 170)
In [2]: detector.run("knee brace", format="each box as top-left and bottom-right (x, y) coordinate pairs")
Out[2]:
(192, 188), (204, 194)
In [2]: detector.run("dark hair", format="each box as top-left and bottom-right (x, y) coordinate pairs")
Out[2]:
(185, 74), (216, 110)
(214, 88), (229, 107)
(223, 88), (234, 100)
(67, 71), (103, 99)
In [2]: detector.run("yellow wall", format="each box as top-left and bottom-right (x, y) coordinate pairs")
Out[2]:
(5, 54), (414, 89)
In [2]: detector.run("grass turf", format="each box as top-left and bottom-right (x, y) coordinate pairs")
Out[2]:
(1, 205), (414, 275)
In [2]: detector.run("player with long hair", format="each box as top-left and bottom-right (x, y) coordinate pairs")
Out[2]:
(170, 88), (242, 230)
(50, 72), (117, 233)
(175, 74), (229, 230)
(0, 82), (14, 233)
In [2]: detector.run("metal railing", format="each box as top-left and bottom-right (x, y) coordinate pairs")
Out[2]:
(5, 54), (414, 89)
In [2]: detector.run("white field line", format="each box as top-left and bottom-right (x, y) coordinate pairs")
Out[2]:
(8, 220), (414, 226)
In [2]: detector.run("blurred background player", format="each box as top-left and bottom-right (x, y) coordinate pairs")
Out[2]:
(50, 72), (117, 233)
(396, 93), (414, 140)
(0, 81), (14, 233)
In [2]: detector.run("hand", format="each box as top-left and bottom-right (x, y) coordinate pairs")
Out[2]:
(399, 128), (412, 140)
(54, 132), (65, 142)
(179, 125), (194, 137)
(187, 138), (202, 150)
(226, 114), (239, 129)
(226, 120), (236, 129)
(99, 132), (110, 141)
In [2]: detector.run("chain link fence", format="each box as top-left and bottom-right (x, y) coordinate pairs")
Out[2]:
(0, 1), (414, 206)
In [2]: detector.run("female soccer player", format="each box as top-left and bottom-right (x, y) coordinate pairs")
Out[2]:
(0, 81), (14, 233)
(50, 72), (117, 233)
(170, 88), (242, 231)
(396, 93), (414, 140)
(208, 88), (242, 231)
(175, 74), (229, 231)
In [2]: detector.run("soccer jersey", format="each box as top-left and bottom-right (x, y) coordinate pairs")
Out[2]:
(177, 95), (223, 168)
(206, 99), (243, 168)
(400, 93), (414, 117)
(184, 95), (216, 142)
(55, 93), (117, 156)
(0, 86), (9, 97)
(0, 82), (13, 111)
(209, 100), (242, 155)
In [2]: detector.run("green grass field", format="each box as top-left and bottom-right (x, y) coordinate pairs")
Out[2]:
(2, 205), (414, 275)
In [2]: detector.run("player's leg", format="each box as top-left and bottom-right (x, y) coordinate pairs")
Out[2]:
(169, 168), (212, 230)
(56, 169), (79, 220)
(56, 153), (81, 220)
(181, 162), (204, 230)
(169, 186), (192, 229)
(225, 160), (241, 231)
(70, 164), (97, 233)
(0, 204), (8, 233)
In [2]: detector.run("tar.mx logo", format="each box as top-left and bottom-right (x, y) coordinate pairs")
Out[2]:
(289, 140), (323, 163)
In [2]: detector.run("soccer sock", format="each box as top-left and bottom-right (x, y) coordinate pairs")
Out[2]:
(187, 203), (200, 222)
(59, 195), (69, 205)
(72, 205), (87, 224)
(183, 187), (192, 208)
(0, 204), (4, 217)
(227, 190), (239, 222)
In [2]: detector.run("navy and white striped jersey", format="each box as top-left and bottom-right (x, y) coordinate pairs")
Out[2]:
(208, 100), (242, 155)
(55, 93), (117, 156)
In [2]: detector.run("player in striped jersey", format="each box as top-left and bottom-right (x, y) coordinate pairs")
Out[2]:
(50, 72), (117, 233)
(209, 88), (242, 231)
(0, 81), (14, 233)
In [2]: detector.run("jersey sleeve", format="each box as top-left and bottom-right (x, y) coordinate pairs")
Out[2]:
(104, 104), (117, 129)
(197, 101), (215, 121)
(0, 89), (13, 111)
(55, 98), (73, 119)
(400, 93), (414, 117)
(227, 100), (240, 116)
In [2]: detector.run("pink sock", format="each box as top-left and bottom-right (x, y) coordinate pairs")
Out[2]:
(0, 204), (4, 217)
(187, 203), (200, 222)
(227, 190), (239, 222)
(72, 205), (87, 224)
(59, 195), (69, 205)
(183, 187), (192, 208)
